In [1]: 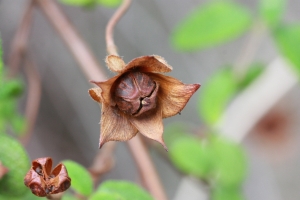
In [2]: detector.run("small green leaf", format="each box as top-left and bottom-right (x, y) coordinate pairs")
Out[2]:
(210, 136), (247, 187)
(0, 134), (30, 197)
(171, 1), (252, 51)
(10, 115), (27, 136)
(212, 186), (244, 200)
(199, 68), (238, 125)
(62, 160), (93, 196)
(0, 80), (24, 100)
(59, 0), (94, 6)
(259, 0), (286, 28)
(97, 0), (122, 7)
(96, 180), (153, 200)
(274, 24), (300, 75)
(0, 37), (4, 72)
(169, 137), (211, 178)
(164, 122), (189, 147)
(238, 63), (264, 90)
(0, 100), (16, 119)
(89, 192), (124, 200)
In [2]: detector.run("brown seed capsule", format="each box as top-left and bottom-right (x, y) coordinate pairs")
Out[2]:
(114, 71), (158, 116)
(24, 157), (71, 197)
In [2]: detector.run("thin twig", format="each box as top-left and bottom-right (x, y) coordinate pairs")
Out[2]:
(8, 0), (35, 77)
(106, 0), (131, 55)
(89, 142), (116, 184)
(128, 135), (168, 200)
(20, 58), (41, 146)
(34, 0), (106, 81)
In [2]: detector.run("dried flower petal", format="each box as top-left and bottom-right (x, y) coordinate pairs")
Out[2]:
(125, 55), (172, 73)
(106, 55), (126, 73)
(150, 73), (200, 118)
(100, 103), (138, 148)
(24, 157), (71, 197)
(128, 103), (167, 150)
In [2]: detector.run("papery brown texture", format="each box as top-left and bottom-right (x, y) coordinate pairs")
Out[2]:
(89, 55), (200, 150)
(24, 157), (71, 197)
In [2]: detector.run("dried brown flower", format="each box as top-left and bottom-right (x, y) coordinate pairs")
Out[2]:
(24, 157), (71, 197)
(89, 55), (200, 149)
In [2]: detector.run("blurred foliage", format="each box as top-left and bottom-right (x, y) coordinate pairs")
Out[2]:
(90, 180), (153, 200)
(59, 0), (121, 8)
(0, 134), (30, 198)
(0, 40), (26, 136)
(259, 0), (286, 28)
(198, 68), (238, 126)
(274, 24), (300, 75)
(63, 160), (94, 196)
(166, 123), (247, 200)
(171, 1), (252, 51)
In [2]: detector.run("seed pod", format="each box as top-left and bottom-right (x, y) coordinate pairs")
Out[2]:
(114, 71), (158, 116)
(24, 157), (71, 197)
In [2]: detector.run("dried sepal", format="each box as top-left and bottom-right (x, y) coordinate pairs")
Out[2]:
(24, 157), (71, 197)
(99, 103), (138, 148)
(150, 74), (200, 118)
(88, 88), (103, 103)
(106, 55), (126, 73)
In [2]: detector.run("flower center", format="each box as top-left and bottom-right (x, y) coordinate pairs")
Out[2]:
(114, 71), (158, 116)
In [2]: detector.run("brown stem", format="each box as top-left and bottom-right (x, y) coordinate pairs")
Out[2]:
(89, 142), (116, 184)
(20, 58), (41, 146)
(106, 0), (131, 55)
(128, 135), (168, 200)
(8, 0), (35, 77)
(34, 0), (106, 82)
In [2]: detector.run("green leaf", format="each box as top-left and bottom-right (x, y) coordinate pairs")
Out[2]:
(164, 122), (189, 147)
(0, 80), (24, 100)
(0, 37), (4, 73)
(171, 1), (252, 51)
(169, 137), (211, 178)
(89, 192), (124, 200)
(97, 0), (122, 7)
(0, 100), (16, 119)
(198, 68), (238, 126)
(212, 186), (244, 200)
(259, 0), (286, 28)
(10, 115), (27, 136)
(62, 160), (93, 196)
(0, 134), (30, 197)
(274, 24), (300, 75)
(96, 180), (153, 200)
(59, 0), (95, 6)
(210, 136), (247, 187)
(238, 63), (264, 90)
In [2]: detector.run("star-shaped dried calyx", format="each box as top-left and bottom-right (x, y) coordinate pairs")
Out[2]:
(24, 157), (71, 197)
(89, 55), (200, 150)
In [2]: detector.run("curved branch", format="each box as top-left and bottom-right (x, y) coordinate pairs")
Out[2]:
(106, 0), (131, 55)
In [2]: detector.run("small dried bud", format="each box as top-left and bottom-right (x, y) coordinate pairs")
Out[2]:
(114, 71), (158, 116)
(24, 157), (71, 197)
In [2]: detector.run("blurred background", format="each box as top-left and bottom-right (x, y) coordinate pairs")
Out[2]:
(0, 0), (300, 199)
